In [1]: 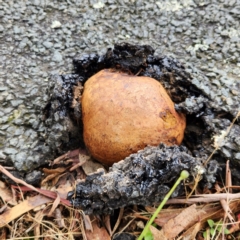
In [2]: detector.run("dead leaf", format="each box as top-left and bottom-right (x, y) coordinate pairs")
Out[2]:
(178, 221), (202, 239)
(55, 172), (75, 187)
(228, 212), (240, 234)
(70, 149), (89, 171)
(159, 204), (201, 239)
(83, 214), (93, 232)
(220, 199), (235, 223)
(85, 217), (111, 240)
(111, 208), (124, 236)
(52, 149), (81, 166)
(166, 192), (240, 204)
(81, 157), (106, 175)
(0, 195), (52, 228)
(11, 185), (71, 206)
(33, 210), (45, 240)
(68, 210), (83, 234)
(0, 180), (17, 205)
(0, 205), (8, 214)
(225, 160), (232, 193)
(149, 225), (167, 240)
(70, 160), (87, 171)
(54, 179), (74, 199)
(54, 208), (66, 228)
(145, 206), (180, 227)
(0, 166), (70, 206)
(0, 227), (7, 239)
(103, 215), (112, 236)
(42, 167), (68, 185)
(47, 173), (74, 199)
(48, 192), (60, 216)
(42, 167), (67, 175)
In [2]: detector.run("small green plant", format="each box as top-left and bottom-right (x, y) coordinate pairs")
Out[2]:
(138, 170), (189, 240)
(203, 219), (230, 239)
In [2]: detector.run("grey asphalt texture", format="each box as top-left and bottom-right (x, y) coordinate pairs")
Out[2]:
(0, 0), (239, 172)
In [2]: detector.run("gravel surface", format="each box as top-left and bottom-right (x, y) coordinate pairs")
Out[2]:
(0, 0), (239, 172)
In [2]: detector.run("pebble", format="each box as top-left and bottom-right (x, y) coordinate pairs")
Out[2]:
(52, 50), (63, 62)
(3, 148), (18, 155)
(0, 24), (4, 32)
(51, 20), (61, 29)
(0, 151), (6, 159)
(42, 41), (53, 48)
(14, 152), (28, 170)
(10, 100), (24, 107)
(25, 170), (42, 186)
(9, 138), (19, 146)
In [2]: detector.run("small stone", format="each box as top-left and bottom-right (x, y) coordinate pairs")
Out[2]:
(0, 125), (9, 130)
(234, 153), (240, 160)
(0, 151), (6, 159)
(19, 41), (27, 49)
(51, 20), (61, 29)
(25, 170), (42, 186)
(206, 72), (217, 77)
(212, 53), (222, 61)
(32, 0), (40, 5)
(9, 138), (19, 146)
(14, 119), (23, 125)
(3, 148), (18, 155)
(3, 107), (13, 114)
(10, 100), (24, 107)
(52, 51), (63, 62)
(0, 86), (8, 91)
(42, 41), (53, 48)
(29, 88), (38, 96)
(93, 1), (105, 9)
(0, 24), (4, 32)
(14, 128), (24, 135)
(171, 20), (181, 27)
(0, 131), (5, 136)
(221, 30), (229, 37)
(222, 147), (232, 158)
(14, 152), (28, 170)
(6, 94), (14, 101)
(53, 42), (63, 49)
(13, 26), (21, 34)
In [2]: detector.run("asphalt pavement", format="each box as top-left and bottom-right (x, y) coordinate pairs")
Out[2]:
(0, 0), (239, 173)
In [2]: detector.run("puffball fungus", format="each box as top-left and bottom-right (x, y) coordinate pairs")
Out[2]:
(82, 69), (186, 165)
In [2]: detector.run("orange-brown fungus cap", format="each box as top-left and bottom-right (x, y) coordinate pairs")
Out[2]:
(82, 69), (186, 165)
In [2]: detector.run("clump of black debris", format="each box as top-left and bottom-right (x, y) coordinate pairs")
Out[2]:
(68, 144), (218, 215)
(44, 43), (240, 214)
